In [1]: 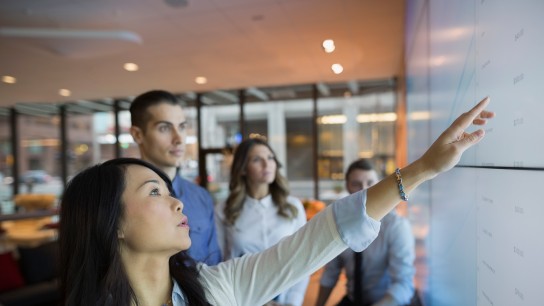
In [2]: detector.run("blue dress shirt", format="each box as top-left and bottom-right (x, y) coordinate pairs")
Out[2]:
(172, 174), (221, 265)
(320, 210), (415, 305)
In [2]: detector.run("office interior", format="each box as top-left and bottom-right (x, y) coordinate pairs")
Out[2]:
(3, 0), (537, 305)
(2, 1), (410, 305)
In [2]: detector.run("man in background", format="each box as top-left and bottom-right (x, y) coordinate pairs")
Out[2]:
(129, 90), (221, 265)
(316, 159), (415, 306)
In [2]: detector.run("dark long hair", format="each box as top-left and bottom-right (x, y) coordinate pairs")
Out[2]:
(224, 137), (297, 225)
(59, 158), (210, 306)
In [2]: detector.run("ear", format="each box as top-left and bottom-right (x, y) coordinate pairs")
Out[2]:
(130, 126), (144, 145)
(117, 228), (125, 239)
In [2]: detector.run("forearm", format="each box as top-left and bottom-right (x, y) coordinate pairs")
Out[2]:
(366, 159), (432, 221)
(315, 285), (334, 306)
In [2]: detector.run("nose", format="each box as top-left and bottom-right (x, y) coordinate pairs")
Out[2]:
(172, 128), (184, 145)
(173, 197), (183, 213)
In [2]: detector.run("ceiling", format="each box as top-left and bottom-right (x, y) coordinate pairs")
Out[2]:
(0, 0), (404, 108)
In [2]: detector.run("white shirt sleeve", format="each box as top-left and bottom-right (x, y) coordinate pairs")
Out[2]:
(198, 190), (381, 306)
(277, 197), (310, 306)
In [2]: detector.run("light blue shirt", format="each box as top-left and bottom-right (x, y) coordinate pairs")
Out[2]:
(172, 175), (221, 265)
(320, 210), (415, 305)
(172, 279), (186, 306)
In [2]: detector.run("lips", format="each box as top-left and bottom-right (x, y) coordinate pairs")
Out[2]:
(170, 149), (184, 157)
(178, 216), (189, 228)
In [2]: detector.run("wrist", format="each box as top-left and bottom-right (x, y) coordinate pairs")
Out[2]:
(400, 160), (436, 194)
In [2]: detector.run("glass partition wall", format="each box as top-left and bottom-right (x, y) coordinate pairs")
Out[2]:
(0, 79), (398, 214)
(0, 112), (12, 213)
(317, 91), (397, 202)
(243, 84), (315, 201)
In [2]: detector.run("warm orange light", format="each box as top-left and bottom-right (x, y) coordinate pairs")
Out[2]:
(2, 75), (16, 84)
(195, 76), (207, 84)
(123, 63), (139, 71)
(59, 89), (71, 97)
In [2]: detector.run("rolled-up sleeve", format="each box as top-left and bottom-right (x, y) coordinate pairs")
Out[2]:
(332, 190), (381, 252)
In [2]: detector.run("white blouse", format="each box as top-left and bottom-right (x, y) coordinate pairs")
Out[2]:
(215, 194), (308, 305)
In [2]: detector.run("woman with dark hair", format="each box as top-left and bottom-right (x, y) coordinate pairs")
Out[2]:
(58, 98), (493, 306)
(59, 158), (209, 306)
(215, 137), (308, 305)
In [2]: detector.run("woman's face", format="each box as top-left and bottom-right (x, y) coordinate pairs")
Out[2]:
(245, 144), (277, 186)
(118, 164), (191, 255)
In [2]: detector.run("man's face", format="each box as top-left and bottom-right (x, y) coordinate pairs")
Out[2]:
(133, 103), (187, 170)
(346, 169), (379, 194)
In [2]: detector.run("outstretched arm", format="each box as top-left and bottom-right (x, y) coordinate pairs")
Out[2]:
(366, 97), (494, 221)
(199, 98), (494, 306)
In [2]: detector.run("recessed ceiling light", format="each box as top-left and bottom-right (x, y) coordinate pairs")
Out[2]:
(195, 76), (207, 85)
(2, 75), (16, 84)
(322, 39), (335, 53)
(331, 64), (343, 74)
(59, 89), (71, 97)
(124, 63), (139, 71)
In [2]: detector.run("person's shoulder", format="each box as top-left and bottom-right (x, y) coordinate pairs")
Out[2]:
(382, 210), (408, 226)
(287, 196), (307, 212)
(381, 211), (412, 238)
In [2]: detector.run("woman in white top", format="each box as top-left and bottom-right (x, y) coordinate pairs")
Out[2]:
(58, 98), (493, 306)
(215, 137), (309, 306)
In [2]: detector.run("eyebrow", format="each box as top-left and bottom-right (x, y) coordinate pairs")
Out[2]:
(137, 179), (161, 190)
(153, 120), (187, 127)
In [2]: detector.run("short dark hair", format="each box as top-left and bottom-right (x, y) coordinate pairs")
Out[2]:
(59, 158), (210, 305)
(129, 90), (180, 129)
(345, 158), (376, 182)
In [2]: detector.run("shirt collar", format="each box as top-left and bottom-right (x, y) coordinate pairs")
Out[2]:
(171, 279), (186, 306)
(246, 194), (273, 207)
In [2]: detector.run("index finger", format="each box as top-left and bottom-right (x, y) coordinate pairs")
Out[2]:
(453, 96), (491, 131)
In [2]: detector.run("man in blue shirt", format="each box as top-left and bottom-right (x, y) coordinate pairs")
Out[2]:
(129, 90), (222, 265)
(316, 159), (416, 306)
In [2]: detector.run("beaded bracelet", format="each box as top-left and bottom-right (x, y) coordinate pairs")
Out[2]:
(395, 168), (408, 201)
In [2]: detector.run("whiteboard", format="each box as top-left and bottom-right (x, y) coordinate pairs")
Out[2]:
(405, 1), (544, 305)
